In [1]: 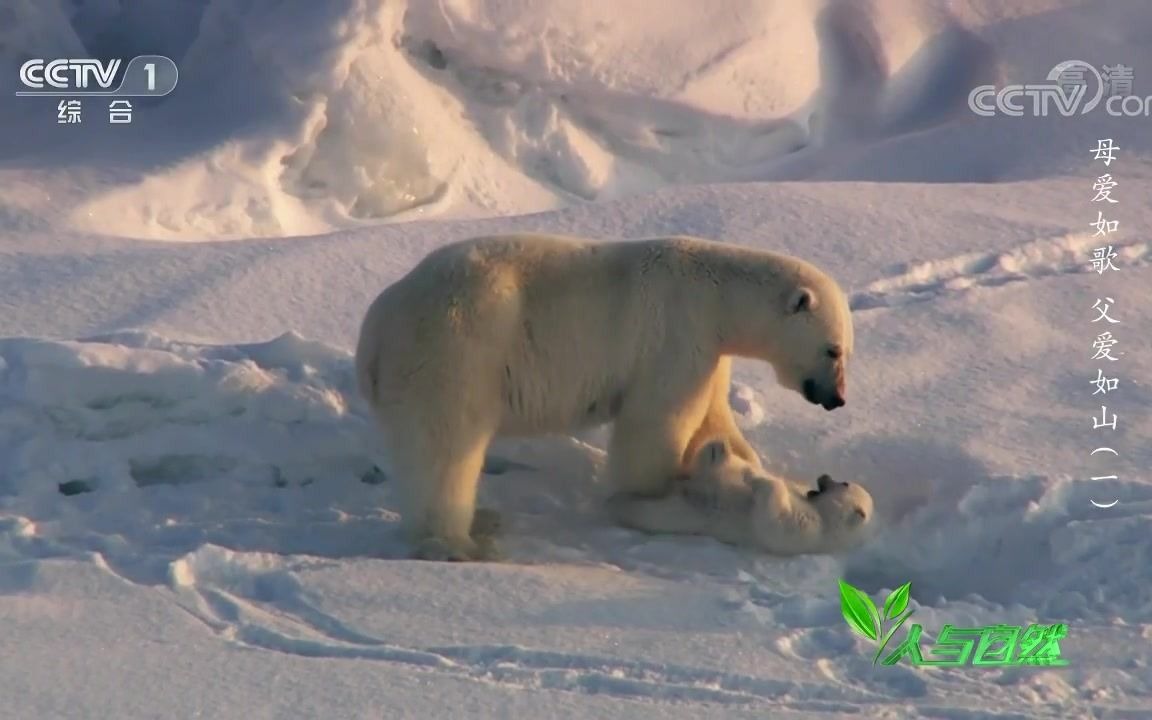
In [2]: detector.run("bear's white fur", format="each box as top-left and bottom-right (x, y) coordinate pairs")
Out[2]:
(355, 233), (853, 560)
(608, 438), (874, 555)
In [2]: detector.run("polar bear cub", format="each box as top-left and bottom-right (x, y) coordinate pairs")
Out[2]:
(609, 438), (874, 555)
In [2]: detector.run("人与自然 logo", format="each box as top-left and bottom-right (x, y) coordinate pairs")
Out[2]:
(838, 579), (1069, 667)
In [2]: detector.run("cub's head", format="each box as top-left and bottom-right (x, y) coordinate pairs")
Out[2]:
(806, 474), (874, 537)
(772, 270), (853, 411)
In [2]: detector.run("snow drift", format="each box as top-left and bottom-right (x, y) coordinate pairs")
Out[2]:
(0, 0), (1083, 239)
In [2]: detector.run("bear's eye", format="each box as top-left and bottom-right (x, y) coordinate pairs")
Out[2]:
(826, 346), (843, 360)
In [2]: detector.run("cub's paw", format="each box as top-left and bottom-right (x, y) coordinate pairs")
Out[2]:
(806, 473), (848, 498)
(411, 536), (483, 562)
(470, 507), (504, 538)
(474, 534), (503, 562)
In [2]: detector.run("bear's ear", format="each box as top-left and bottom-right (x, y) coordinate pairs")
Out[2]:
(850, 506), (868, 525)
(699, 439), (730, 467)
(787, 287), (818, 314)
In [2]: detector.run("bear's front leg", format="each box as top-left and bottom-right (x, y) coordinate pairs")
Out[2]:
(605, 364), (715, 497)
(604, 417), (685, 497)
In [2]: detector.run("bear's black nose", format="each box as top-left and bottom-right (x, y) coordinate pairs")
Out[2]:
(822, 393), (845, 411)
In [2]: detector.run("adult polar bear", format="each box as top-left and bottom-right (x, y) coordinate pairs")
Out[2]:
(355, 233), (853, 561)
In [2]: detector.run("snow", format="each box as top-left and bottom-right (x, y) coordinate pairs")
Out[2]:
(1, 0), (1151, 718)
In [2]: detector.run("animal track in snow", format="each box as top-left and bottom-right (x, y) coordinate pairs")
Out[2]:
(167, 546), (888, 711)
(850, 234), (1151, 311)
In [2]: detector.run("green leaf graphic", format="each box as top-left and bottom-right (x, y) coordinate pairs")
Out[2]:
(883, 582), (911, 622)
(873, 609), (915, 665)
(838, 579), (880, 641)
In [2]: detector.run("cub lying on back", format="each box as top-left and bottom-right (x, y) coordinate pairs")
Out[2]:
(608, 438), (874, 556)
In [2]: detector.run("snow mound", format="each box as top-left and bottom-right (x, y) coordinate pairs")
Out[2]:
(0, 0), (1012, 239)
(0, 331), (370, 498)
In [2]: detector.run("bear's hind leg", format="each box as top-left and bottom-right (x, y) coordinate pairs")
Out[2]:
(387, 425), (496, 562)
